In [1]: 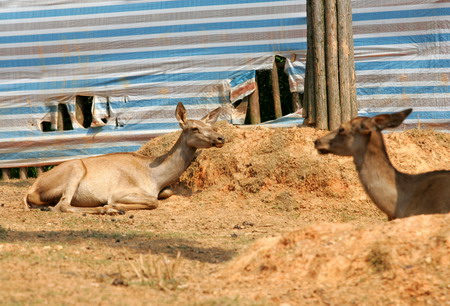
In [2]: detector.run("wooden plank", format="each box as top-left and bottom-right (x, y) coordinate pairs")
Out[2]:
(19, 167), (27, 180)
(303, 0), (316, 125)
(325, 0), (341, 130)
(37, 167), (45, 177)
(271, 59), (283, 119)
(248, 81), (261, 124)
(311, 0), (328, 129)
(337, 0), (352, 122)
(345, 0), (358, 118)
(292, 92), (301, 112)
(1, 168), (11, 180)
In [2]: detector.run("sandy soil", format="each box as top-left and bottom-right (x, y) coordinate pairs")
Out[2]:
(0, 123), (449, 305)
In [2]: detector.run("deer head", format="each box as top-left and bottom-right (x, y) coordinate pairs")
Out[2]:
(314, 109), (412, 156)
(175, 102), (225, 149)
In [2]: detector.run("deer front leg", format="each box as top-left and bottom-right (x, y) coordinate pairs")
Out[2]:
(104, 190), (159, 211)
(50, 160), (87, 213)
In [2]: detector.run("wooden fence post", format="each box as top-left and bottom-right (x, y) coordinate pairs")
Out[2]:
(37, 167), (45, 177)
(271, 59), (283, 119)
(337, 0), (352, 123)
(303, 0), (356, 130)
(303, 0), (315, 125)
(292, 92), (301, 112)
(248, 80), (261, 124)
(19, 167), (27, 180)
(325, 0), (341, 130)
(311, 0), (328, 130)
(1, 168), (11, 180)
(345, 0), (358, 118)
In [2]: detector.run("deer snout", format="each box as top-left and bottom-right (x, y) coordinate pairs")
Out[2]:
(214, 136), (225, 148)
(314, 138), (330, 154)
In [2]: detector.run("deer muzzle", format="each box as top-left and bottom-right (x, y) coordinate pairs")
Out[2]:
(213, 136), (225, 148)
(314, 139), (330, 154)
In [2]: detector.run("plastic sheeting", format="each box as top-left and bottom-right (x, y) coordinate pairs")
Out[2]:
(0, 0), (449, 167)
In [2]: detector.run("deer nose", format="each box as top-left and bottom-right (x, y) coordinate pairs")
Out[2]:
(217, 136), (225, 143)
(314, 139), (320, 147)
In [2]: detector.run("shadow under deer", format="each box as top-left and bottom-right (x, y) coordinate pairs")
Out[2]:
(315, 109), (450, 220)
(25, 102), (225, 214)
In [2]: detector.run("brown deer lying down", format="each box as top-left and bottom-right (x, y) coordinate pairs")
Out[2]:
(314, 109), (450, 220)
(25, 102), (225, 214)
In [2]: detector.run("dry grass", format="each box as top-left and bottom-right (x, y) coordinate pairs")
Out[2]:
(125, 251), (184, 290)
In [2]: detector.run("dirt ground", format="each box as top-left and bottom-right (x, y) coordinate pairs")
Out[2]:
(0, 122), (449, 305)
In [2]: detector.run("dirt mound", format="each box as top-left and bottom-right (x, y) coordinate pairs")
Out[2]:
(138, 122), (355, 198)
(0, 124), (449, 305)
(138, 122), (449, 208)
(136, 123), (450, 304)
(217, 214), (450, 304)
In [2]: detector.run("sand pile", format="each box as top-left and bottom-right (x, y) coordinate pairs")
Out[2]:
(137, 122), (359, 197)
(136, 123), (450, 304)
(216, 213), (450, 304)
(137, 122), (449, 205)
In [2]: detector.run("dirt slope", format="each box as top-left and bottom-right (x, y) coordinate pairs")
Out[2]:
(0, 123), (449, 305)
(216, 214), (450, 305)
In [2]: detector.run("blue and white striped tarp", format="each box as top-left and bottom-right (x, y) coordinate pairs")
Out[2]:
(0, 0), (449, 167)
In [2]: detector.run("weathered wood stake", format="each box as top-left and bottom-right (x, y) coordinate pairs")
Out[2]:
(311, 0), (328, 129)
(271, 59), (283, 119)
(1, 168), (11, 180)
(37, 167), (45, 177)
(19, 167), (27, 180)
(325, 0), (341, 130)
(248, 80), (261, 124)
(303, 0), (356, 130)
(304, 0), (316, 125)
(337, 0), (352, 123)
(292, 92), (301, 112)
(345, 0), (358, 118)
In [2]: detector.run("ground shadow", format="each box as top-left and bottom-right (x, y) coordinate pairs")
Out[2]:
(0, 228), (235, 264)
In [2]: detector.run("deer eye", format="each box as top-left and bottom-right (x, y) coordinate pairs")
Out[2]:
(191, 127), (199, 133)
(338, 127), (345, 134)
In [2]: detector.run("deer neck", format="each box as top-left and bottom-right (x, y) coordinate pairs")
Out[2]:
(150, 133), (196, 190)
(353, 132), (399, 219)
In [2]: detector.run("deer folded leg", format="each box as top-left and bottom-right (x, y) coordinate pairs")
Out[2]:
(158, 187), (173, 199)
(105, 191), (159, 211)
(53, 205), (122, 215)
(50, 160), (87, 213)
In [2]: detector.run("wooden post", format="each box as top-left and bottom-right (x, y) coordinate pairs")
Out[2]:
(271, 59), (283, 119)
(337, 0), (352, 123)
(303, 0), (316, 125)
(248, 81), (261, 124)
(325, 0), (341, 130)
(57, 104), (65, 131)
(311, 0), (328, 130)
(1, 168), (11, 180)
(304, 0), (356, 129)
(292, 92), (301, 112)
(37, 167), (45, 177)
(345, 0), (358, 118)
(19, 167), (27, 180)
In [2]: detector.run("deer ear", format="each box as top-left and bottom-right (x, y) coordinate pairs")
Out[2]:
(358, 118), (373, 134)
(201, 107), (221, 125)
(175, 102), (187, 128)
(371, 108), (412, 130)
